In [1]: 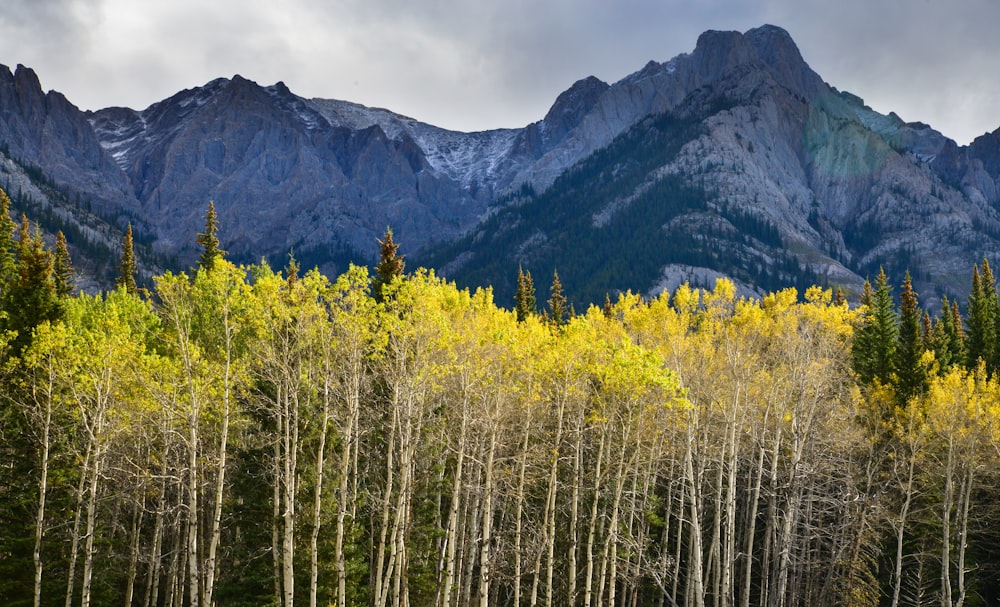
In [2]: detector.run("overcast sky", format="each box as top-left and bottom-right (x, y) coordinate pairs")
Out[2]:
(1, 0), (998, 145)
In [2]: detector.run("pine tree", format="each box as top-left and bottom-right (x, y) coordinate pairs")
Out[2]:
(965, 260), (998, 370)
(285, 251), (300, 289)
(0, 188), (15, 298)
(895, 272), (925, 403)
(547, 270), (568, 328)
(949, 298), (966, 364)
(372, 227), (405, 303)
(930, 295), (962, 373)
(514, 266), (536, 322)
(115, 223), (138, 294)
(196, 201), (226, 271)
(53, 231), (74, 298)
(851, 268), (898, 386)
(921, 311), (934, 354)
(833, 286), (846, 307)
(5, 216), (59, 354)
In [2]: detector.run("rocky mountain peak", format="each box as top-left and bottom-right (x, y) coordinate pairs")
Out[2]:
(541, 75), (610, 143)
(12, 64), (43, 98)
(4, 26), (1000, 305)
(689, 24), (822, 98)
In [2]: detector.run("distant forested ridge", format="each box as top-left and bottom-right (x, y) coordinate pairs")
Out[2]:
(3, 192), (1000, 607)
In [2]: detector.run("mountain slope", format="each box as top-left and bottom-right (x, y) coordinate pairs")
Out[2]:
(423, 26), (1000, 308)
(1, 25), (999, 304)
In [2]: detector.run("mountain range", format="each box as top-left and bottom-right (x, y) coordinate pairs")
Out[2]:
(2, 24), (999, 307)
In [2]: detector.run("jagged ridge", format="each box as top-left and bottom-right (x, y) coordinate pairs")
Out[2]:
(0, 25), (998, 304)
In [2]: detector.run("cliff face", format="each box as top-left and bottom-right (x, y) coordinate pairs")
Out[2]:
(2, 25), (999, 303)
(425, 25), (1000, 306)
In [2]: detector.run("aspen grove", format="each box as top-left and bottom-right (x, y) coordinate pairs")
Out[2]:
(3, 195), (1000, 607)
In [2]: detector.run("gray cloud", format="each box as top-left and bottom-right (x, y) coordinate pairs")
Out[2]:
(0, 0), (998, 144)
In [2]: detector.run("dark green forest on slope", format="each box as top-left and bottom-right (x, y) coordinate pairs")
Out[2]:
(4, 188), (1000, 607)
(420, 110), (825, 309)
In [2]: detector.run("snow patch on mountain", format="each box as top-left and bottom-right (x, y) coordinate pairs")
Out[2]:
(308, 98), (518, 188)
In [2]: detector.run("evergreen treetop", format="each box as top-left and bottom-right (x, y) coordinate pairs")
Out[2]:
(53, 231), (74, 298)
(965, 259), (998, 371)
(514, 266), (536, 322)
(196, 201), (226, 271)
(895, 271), (925, 403)
(0, 188), (15, 295)
(115, 223), (138, 295)
(851, 268), (898, 387)
(4, 215), (60, 354)
(373, 227), (405, 303)
(547, 270), (568, 328)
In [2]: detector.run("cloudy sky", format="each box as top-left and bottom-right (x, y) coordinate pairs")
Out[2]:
(1, 0), (998, 145)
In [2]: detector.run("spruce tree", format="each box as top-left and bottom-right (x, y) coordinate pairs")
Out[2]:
(285, 251), (300, 289)
(833, 286), (846, 307)
(372, 227), (405, 303)
(196, 201), (225, 271)
(115, 223), (138, 295)
(965, 260), (998, 370)
(949, 298), (966, 364)
(931, 295), (963, 373)
(921, 311), (934, 354)
(547, 270), (568, 328)
(602, 293), (614, 319)
(895, 272), (925, 403)
(0, 188), (15, 297)
(851, 268), (898, 386)
(52, 231), (74, 298)
(514, 266), (536, 322)
(5, 216), (59, 354)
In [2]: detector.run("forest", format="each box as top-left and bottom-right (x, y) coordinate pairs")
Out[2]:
(3, 188), (1000, 607)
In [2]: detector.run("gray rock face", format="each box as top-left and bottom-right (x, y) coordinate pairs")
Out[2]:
(0, 64), (135, 215)
(1, 24), (999, 303)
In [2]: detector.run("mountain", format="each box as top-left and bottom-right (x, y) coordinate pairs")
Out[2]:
(427, 25), (1000, 308)
(2, 25), (1000, 306)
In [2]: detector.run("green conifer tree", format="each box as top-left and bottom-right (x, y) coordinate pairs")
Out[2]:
(921, 311), (934, 353)
(0, 188), (15, 296)
(514, 266), (536, 322)
(115, 223), (138, 294)
(547, 270), (568, 328)
(196, 201), (226, 271)
(895, 272), (925, 403)
(965, 260), (998, 370)
(5, 216), (59, 354)
(851, 268), (898, 386)
(949, 298), (966, 363)
(833, 286), (846, 307)
(52, 231), (74, 298)
(285, 251), (300, 289)
(930, 295), (962, 373)
(372, 227), (405, 303)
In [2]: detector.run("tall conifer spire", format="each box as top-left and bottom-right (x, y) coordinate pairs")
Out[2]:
(196, 202), (225, 271)
(115, 223), (138, 294)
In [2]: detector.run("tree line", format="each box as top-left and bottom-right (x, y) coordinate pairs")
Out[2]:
(3, 188), (1000, 607)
